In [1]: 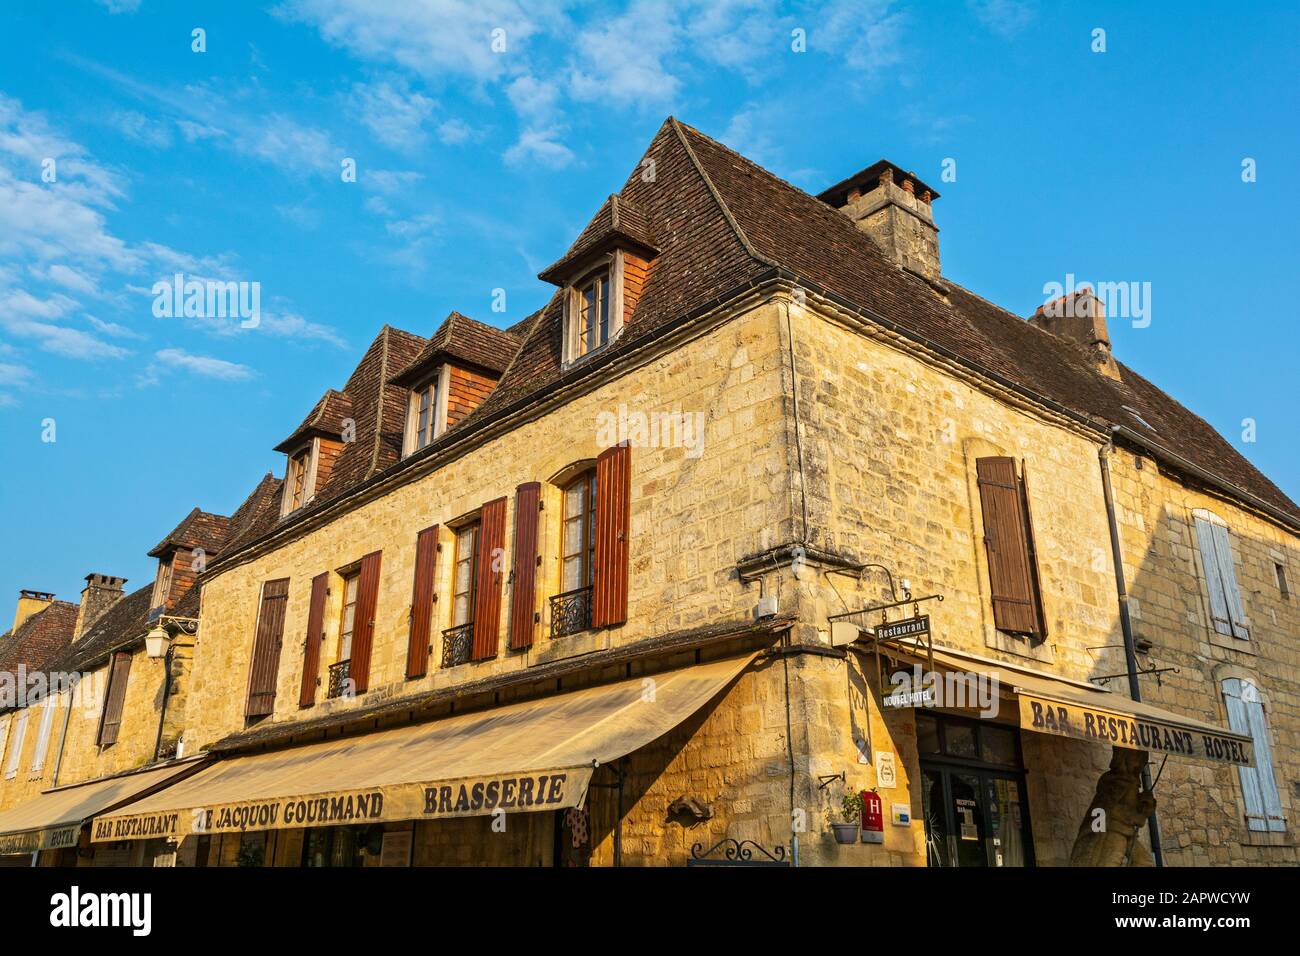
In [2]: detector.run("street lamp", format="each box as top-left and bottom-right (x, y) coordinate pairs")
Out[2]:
(145, 624), (171, 660)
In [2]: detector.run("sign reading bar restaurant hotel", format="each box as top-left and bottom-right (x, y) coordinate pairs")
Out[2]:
(1018, 694), (1253, 767)
(92, 769), (591, 842)
(0, 824), (79, 854)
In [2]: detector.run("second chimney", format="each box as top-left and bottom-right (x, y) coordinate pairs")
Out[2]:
(11, 589), (54, 633)
(74, 573), (127, 641)
(819, 161), (942, 282)
(1029, 288), (1121, 380)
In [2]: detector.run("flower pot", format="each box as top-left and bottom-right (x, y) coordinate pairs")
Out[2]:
(831, 822), (860, 845)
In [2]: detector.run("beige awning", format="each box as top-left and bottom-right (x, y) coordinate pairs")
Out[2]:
(890, 645), (1253, 767)
(0, 759), (207, 855)
(93, 654), (754, 842)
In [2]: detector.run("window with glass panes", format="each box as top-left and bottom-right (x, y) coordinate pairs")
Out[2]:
(413, 380), (437, 450)
(287, 448), (311, 510)
(453, 523), (479, 626)
(576, 271), (610, 357)
(562, 471), (597, 592)
(337, 571), (359, 662)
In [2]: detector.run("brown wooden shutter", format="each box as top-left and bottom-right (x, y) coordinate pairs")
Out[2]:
(406, 526), (439, 678)
(471, 497), (507, 660)
(1019, 463), (1049, 639)
(976, 457), (1040, 635)
(509, 483), (542, 650)
(349, 551), (383, 693)
(592, 443), (631, 628)
(245, 578), (289, 718)
(97, 651), (133, 746)
(298, 573), (329, 707)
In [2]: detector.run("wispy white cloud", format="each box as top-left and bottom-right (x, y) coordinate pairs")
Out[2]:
(152, 348), (254, 381)
(94, 0), (142, 13)
(351, 78), (437, 150)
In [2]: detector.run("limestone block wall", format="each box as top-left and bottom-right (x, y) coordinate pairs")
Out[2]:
(1106, 449), (1300, 864)
(185, 301), (796, 751)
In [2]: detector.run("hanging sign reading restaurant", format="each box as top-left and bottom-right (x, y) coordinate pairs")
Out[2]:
(1018, 694), (1253, 767)
(874, 615), (930, 643)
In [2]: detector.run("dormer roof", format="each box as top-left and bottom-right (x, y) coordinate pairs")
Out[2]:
(273, 389), (354, 453)
(147, 507), (232, 558)
(390, 311), (522, 387)
(538, 194), (659, 286)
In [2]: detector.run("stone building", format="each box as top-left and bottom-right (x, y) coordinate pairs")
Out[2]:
(4, 119), (1296, 867)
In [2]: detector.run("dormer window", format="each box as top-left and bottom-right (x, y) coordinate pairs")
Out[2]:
(281, 443), (317, 515)
(563, 254), (626, 365)
(403, 367), (449, 457)
(577, 269), (611, 357)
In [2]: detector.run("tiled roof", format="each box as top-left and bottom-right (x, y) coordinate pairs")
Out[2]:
(0, 601), (79, 707)
(272, 389), (354, 453)
(220, 472), (284, 555)
(390, 311), (521, 387)
(55, 585), (153, 673)
(214, 116), (1297, 564)
(147, 508), (232, 558)
(538, 194), (658, 284)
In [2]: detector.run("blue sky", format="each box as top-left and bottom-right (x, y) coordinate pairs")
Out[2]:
(0, 0), (1296, 609)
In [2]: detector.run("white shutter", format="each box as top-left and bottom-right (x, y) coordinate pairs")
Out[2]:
(1194, 516), (1233, 636)
(29, 694), (59, 776)
(1222, 680), (1265, 828)
(1209, 522), (1250, 638)
(0, 716), (9, 771)
(3, 709), (29, 779)
(1243, 690), (1285, 831)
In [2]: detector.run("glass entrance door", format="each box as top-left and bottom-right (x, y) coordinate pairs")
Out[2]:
(917, 712), (1034, 867)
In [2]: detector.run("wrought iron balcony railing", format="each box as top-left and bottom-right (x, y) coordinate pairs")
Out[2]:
(550, 585), (593, 638)
(327, 659), (352, 699)
(442, 622), (474, 668)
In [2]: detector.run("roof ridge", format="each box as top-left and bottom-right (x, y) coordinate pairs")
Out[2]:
(366, 326), (393, 481)
(668, 117), (774, 269)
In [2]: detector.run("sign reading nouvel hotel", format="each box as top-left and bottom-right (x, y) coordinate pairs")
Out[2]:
(1018, 695), (1253, 767)
(92, 770), (590, 842)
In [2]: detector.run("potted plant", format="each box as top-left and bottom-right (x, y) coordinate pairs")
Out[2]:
(832, 791), (864, 844)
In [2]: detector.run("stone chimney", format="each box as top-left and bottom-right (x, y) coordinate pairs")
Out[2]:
(11, 590), (54, 633)
(1028, 288), (1121, 380)
(73, 573), (127, 641)
(819, 161), (942, 282)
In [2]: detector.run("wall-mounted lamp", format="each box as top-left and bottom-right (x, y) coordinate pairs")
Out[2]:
(145, 625), (171, 660)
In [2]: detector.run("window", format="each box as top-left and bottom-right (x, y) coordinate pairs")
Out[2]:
(0, 716), (9, 772)
(577, 271), (611, 357)
(975, 457), (1047, 638)
(283, 445), (314, 513)
(452, 523), (479, 627)
(405, 372), (446, 456)
(1193, 511), (1249, 639)
(29, 694), (58, 777)
(563, 257), (626, 365)
(562, 470), (598, 593)
(338, 570), (360, 662)
(3, 709), (28, 779)
(1222, 679), (1285, 832)
(1275, 562), (1290, 599)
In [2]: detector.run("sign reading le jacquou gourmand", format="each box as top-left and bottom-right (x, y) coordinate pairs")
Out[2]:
(93, 770), (586, 842)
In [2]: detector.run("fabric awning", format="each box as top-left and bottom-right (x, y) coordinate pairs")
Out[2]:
(0, 759), (207, 855)
(93, 654), (754, 842)
(894, 645), (1253, 767)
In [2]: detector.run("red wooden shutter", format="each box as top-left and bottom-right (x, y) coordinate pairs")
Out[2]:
(510, 483), (542, 650)
(406, 526), (440, 678)
(471, 497), (507, 660)
(592, 443), (631, 628)
(97, 651), (133, 746)
(976, 457), (1040, 635)
(349, 551), (383, 693)
(245, 578), (289, 718)
(298, 573), (329, 707)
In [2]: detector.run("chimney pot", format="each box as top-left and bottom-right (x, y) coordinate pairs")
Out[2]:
(12, 591), (55, 633)
(819, 160), (941, 282)
(73, 572), (127, 641)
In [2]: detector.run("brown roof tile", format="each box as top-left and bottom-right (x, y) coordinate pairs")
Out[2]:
(390, 311), (520, 387)
(0, 602), (79, 706)
(272, 389), (354, 453)
(147, 508), (232, 558)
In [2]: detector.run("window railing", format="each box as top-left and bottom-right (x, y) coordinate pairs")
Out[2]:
(550, 586), (593, 638)
(442, 623), (474, 668)
(327, 659), (352, 699)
